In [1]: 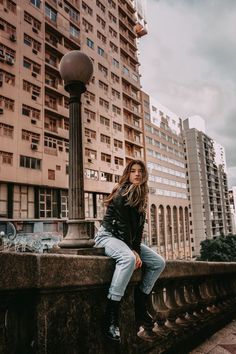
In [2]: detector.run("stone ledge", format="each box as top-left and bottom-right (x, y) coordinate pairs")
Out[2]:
(1, 252), (236, 291)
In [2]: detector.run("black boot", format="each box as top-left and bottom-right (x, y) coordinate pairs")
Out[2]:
(104, 299), (121, 342)
(134, 287), (154, 330)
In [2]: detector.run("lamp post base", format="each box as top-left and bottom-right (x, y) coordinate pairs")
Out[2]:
(59, 219), (95, 248)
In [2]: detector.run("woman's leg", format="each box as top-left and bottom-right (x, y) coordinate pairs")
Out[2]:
(134, 244), (165, 332)
(95, 233), (136, 300)
(95, 229), (136, 341)
(139, 243), (165, 294)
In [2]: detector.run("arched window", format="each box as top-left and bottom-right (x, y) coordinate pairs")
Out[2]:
(150, 204), (157, 245)
(185, 207), (189, 241)
(166, 205), (172, 245)
(173, 206), (178, 243)
(179, 207), (184, 242)
(158, 205), (165, 246)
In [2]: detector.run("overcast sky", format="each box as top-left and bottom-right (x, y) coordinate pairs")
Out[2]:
(139, 0), (236, 187)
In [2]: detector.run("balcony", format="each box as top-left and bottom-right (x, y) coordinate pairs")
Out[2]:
(0, 254), (236, 353)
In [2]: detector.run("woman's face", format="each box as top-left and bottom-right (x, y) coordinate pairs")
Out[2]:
(129, 164), (143, 185)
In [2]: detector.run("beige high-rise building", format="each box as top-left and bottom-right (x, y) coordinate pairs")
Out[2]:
(183, 117), (232, 257)
(0, 0), (147, 232)
(141, 93), (192, 260)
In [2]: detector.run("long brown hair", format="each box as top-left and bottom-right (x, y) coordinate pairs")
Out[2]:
(105, 160), (148, 213)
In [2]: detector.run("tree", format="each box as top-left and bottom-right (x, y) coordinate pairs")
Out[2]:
(198, 235), (236, 262)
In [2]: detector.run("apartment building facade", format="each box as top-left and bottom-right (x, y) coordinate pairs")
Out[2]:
(141, 93), (192, 260)
(0, 0), (147, 232)
(183, 117), (232, 256)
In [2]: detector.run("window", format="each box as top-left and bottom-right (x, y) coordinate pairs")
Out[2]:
(111, 72), (119, 83)
(65, 3), (79, 22)
(101, 172), (112, 182)
(87, 38), (94, 49)
(98, 80), (108, 92)
(112, 105), (121, 115)
(112, 88), (120, 99)
(101, 153), (111, 163)
(100, 134), (110, 144)
(20, 155), (41, 169)
(23, 57), (41, 74)
(85, 148), (97, 159)
(85, 169), (99, 181)
(110, 41), (118, 53)
(97, 14), (105, 29)
(114, 157), (123, 166)
(24, 11), (41, 30)
(85, 128), (96, 139)
(84, 108), (96, 121)
(45, 5), (57, 22)
(82, 18), (93, 33)
(0, 70), (15, 86)
(0, 95), (14, 111)
(96, 0), (105, 13)
(39, 188), (58, 218)
(108, 12), (117, 23)
(98, 63), (108, 77)
(113, 122), (122, 132)
(97, 46), (105, 57)
(97, 31), (106, 44)
(114, 139), (122, 149)
(31, 0), (41, 8)
(112, 58), (119, 68)
(22, 104), (40, 120)
(82, 1), (93, 15)
(48, 169), (55, 180)
(99, 98), (109, 110)
(109, 26), (117, 38)
(100, 115), (110, 127)
(0, 123), (14, 138)
(70, 24), (80, 38)
(0, 151), (13, 165)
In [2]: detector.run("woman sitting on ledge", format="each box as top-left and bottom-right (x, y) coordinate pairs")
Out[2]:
(95, 159), (166, 342)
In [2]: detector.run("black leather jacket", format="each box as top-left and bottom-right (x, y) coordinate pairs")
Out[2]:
(101, 186), (145, 254)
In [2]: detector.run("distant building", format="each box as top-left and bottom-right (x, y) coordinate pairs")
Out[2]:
(141, 93), (191, 260)
(229, 187), (236, 234)
(183, 117), (232, 256)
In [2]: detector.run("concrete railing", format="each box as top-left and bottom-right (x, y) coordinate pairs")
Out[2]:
(0, 253), (236, 354)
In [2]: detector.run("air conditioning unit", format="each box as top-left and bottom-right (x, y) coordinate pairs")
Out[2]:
(32, 28), (38, 34)
(0, 108), (4, 114)
(32, 49), (38, 55)
(32, 72), (37, 78)
(31, 143), (38, 150)
(31, 119), (37, 125)
(88, 158), (92, 163)
(9, 34), (16, 42)
(6, 56), (14, 65)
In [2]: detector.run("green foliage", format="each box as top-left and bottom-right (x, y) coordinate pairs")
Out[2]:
(198, 235), (236, 262)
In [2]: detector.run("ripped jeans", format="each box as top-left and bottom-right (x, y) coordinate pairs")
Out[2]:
(94, 226), (165, 301)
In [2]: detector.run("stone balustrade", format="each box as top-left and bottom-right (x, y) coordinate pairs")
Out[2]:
(0, 253), (236, 354)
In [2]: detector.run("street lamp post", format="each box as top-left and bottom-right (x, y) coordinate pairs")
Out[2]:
(58, 51), (95, 249)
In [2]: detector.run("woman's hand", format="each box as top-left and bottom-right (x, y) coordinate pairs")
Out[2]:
(132, 250), (142, 269)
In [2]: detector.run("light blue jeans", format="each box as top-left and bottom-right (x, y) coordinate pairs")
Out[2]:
(94, 226), (166, 301)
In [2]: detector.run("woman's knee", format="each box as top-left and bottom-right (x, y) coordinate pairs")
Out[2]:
(153, 255), (166, 272)
(120, 252), (136, 268)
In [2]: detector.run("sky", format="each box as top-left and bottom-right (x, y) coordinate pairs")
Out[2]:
(139, 0), (236, 188)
